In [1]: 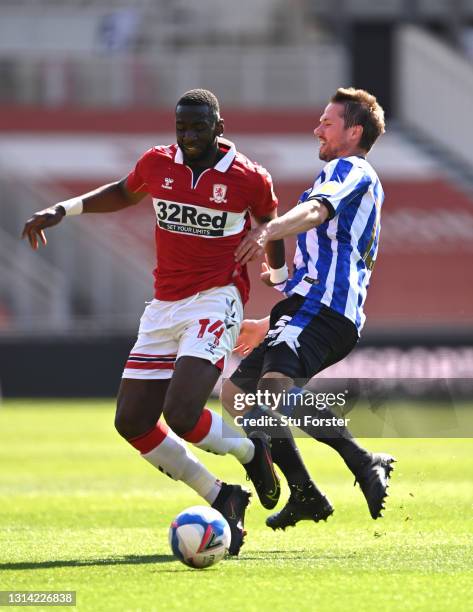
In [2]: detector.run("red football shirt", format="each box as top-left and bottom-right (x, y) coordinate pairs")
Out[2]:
(126, 138), (278, 303)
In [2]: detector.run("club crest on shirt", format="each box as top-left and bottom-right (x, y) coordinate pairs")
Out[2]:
(210, 184), (228, 204)
(162, 177), (174, 190)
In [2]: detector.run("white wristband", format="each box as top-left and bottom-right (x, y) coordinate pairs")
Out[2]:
(57, 197), (83, 216)
(269, 263), (288, 284)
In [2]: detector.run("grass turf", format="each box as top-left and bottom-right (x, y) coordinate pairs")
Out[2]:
(0, 399), (472, 612)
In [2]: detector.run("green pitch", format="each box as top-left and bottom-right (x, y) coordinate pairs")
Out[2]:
(1, 400), (472, 612)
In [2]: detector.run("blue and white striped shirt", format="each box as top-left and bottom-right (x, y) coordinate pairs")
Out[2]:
(282, 156), (384, 333)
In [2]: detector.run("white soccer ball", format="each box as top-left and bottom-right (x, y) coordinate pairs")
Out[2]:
(168, 506), (231, 569)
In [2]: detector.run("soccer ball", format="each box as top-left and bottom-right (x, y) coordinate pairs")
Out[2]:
(169, 506), (231, 569)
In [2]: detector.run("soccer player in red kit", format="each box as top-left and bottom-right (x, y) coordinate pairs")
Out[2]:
(22, 89), (284, 555)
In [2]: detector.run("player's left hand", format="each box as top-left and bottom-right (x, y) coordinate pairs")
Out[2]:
(234, 224), (268, 265)
(233, 317), (269, 356)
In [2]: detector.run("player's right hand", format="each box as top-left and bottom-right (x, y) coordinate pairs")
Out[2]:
(21, 206), (65, 250)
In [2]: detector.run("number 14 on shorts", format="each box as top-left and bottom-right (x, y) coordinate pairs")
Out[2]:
(197, 319), (225, 344)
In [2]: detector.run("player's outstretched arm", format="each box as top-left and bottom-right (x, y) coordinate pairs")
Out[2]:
(21, 178), (146, 250)
(235, 199), (330, 265)
(233, 316), (270, 357)
(264, 198), (330, 240)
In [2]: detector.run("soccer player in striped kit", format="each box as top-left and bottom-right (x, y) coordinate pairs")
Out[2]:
(223, 87), (396, 530)
(22, 89), (284, 555)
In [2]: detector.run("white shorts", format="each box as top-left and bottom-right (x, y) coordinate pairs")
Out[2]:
(122, 285), (243, 380)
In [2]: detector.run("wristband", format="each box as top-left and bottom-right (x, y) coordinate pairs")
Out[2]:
(56, 197), (83, 216)
(269, 264), (288, 284)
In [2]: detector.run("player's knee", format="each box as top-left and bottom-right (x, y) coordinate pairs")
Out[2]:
(114, 409), (133, 439)
(258, 372), (293, 396)
(115, 391), (154, 439)
(114, 405), (139, 439)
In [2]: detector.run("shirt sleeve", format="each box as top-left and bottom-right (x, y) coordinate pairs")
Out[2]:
(125, 148), (154, 194)
(249, 165), (278, 219)
(307, 158), (371, 219)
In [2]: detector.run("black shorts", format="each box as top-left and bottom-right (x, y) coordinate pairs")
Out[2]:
(230, 294), (358, 394)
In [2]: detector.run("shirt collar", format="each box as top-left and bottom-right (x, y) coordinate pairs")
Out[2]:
(174, 137), (236, 172)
